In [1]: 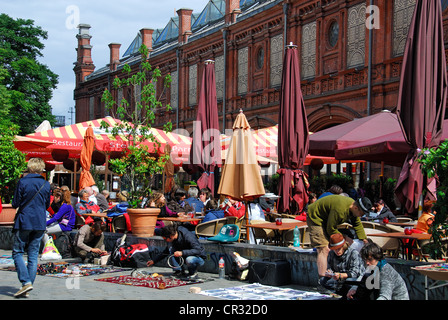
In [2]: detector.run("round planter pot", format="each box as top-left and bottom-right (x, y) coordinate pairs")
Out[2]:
(0, 204), (16, 225)
(127, 207), (160, 237)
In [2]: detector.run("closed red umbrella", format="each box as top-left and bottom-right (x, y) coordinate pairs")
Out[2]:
(277, 44), (310, 214)
(183, 60), (221, 195)
(78, 126), (95, 190)
(395, 0), (447, 213)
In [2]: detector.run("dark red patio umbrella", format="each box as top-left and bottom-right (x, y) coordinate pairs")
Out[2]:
(395, 0), (447, 214)
(277, 44), (310, 214)
(309, 110), (400, 157)
(183, 60), (221, 195)
(335, 119), (448, 167)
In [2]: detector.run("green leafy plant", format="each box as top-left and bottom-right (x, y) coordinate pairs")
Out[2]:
(417, 140), (448, 259)
(101, 44), (172, 208)
(0, 125), (27, 203)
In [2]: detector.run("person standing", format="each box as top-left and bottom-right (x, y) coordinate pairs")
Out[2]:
(11, 158), (51, 297)
(306, 195), (372, 281)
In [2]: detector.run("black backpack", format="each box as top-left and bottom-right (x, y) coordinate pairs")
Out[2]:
(54, 233), (73, 259)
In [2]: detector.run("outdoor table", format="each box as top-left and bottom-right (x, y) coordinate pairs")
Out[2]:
(381, 221), (417, 227)
(246, 221), (307, 246)
(158, 216), (203, 223)
(366, 231), (431, 260)
(412, 264), (448, 300)
(83, 212), (113, 231)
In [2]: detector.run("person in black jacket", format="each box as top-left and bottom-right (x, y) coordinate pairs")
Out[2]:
(372, 199), (397, 222)
(147, 224), (205, 279)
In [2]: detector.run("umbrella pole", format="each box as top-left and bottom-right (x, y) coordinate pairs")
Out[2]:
(245, 201), (250, 242)
(104, 153), (110, 191)
(74, 159), (78, 191)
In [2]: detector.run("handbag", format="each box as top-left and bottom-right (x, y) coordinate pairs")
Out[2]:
(14, 181), (46, 222)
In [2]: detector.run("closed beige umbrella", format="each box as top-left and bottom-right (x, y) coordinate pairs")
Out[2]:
(218, 110), (265, 241)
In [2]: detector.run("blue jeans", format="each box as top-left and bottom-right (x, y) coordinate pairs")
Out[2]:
(12, 230), (45, 286)
(169, 249), (204, 274)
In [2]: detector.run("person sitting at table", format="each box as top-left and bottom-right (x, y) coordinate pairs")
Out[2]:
(347, 242), (409, 300)
(107, 191), (130, 217)
(47, 185), (62, 217)
(202, 200), (225, 223)
(101, 189), (110, 203)
(73, 221), (107, 263)
(146, 223), (206, 279)
(167, 188), (194, 215)
(319, 233), (365, 298)
(318, 185), (343, 199)
(42, 190), (76, 244)
(92, 185), (109, 212)
(371, 199), (397, 223)
(75, 189), (102, 225)
(414, 200), (436, 234)
(221, 197), (245, 219)
(199, 188), (211, 207)
(185, 187), (204, 213)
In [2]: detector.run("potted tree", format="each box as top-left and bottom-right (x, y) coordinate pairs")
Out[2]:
(101, 44), (172, 237)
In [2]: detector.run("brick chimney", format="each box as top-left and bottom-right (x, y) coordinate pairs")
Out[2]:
(140, 28), (154, 52)
(177, 8), (193, 44)
(74, 24), (95, 84)
(108, 43), (121, 71)
(225, 0), (241, 24)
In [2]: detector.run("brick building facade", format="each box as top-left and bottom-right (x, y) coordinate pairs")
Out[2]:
(73, 0), (448, 178)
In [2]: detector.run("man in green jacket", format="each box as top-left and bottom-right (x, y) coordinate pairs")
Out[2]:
(306, 195), (372, 279)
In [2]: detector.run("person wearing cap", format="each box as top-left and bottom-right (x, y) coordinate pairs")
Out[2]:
(319, 233), (365, 297)
(306, 195), (372, 279)
(347, 242), (409, 300)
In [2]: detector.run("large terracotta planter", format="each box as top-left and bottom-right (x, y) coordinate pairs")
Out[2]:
(0, 204), (16, 225)
(127, 207), (160, 237)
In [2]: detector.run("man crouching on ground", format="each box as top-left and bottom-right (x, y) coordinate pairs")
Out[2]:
(147, 224), (206, 279)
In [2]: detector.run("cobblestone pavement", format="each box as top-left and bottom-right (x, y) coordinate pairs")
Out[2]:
(0, 249), (317, 303)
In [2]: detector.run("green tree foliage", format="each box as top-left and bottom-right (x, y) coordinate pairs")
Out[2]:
(0, 66), (27, 202)
(0, 13), (58, 134)
(101, 44), (172, 208)
(417, 142), (448, 259)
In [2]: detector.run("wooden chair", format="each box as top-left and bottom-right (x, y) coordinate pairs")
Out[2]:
(249, 220), (275, 245)
(414, 238), (448, 262)
(111, 215), (127, 233)
(397, 217), (414, 223)
(365, 228), (400, 257)
(74, 213), (86, 229)
(361, 221), (377, 229)
(195, 218), (228, 238)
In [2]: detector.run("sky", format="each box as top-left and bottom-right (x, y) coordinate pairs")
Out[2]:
(2, 0), (208, 125)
